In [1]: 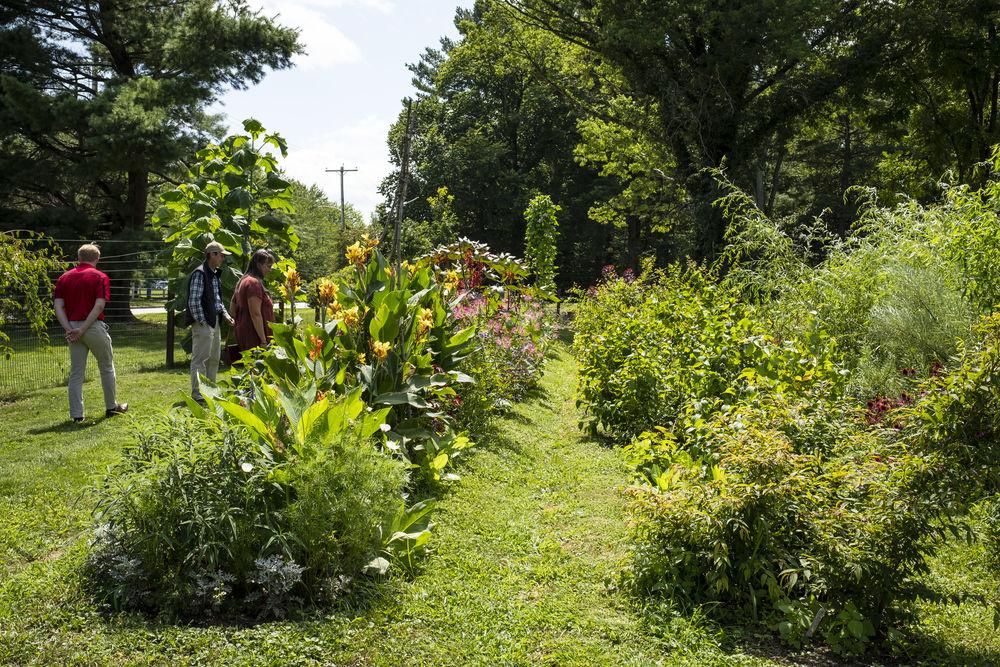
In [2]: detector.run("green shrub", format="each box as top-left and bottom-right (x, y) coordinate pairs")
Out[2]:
(574, 264), (846, 443)
(783, 242), (972, 398)
(85, 414), (405, 620)
(718, 179), (979, 399)
(591, 173), (1000, 655)
(624, 384), (934, 654)
(286, 433), (407, 588)
(941, 152), (1000, 312)
(620, 303), (1000, 655)
(524, 194), (560, 293)
(573, 264), (744, 440)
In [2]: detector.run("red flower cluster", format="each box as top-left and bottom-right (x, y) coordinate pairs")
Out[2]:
(865, 392), (914, 427)
(460, 249), (485, 290)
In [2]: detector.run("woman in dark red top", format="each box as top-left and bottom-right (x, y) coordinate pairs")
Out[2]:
(231, 249), (276, 351)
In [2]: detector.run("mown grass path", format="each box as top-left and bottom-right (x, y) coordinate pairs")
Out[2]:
(326, 344), (680, 665)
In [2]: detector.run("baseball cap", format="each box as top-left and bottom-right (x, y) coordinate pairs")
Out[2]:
(205, 241), (232, 255)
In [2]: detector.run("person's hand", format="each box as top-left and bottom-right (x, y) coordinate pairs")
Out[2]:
(225, 314), (235, 326)
(66, 328), (82, 343)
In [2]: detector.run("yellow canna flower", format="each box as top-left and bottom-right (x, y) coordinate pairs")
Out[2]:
(342, 305), (360, 327)
(357, 352), (366, 364)
(371, 339), (391, 361)
(417, 307), (434, 334)
(443, 270), (460, 291)
(401, 260), (415, 275)
(363, 234), (380, 249)
(317, 278), (338, 305)
(284, 267), (301, 293)
(345, 242), (369, 266)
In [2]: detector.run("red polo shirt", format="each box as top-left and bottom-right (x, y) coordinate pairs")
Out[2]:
(54, 263), (111, 321)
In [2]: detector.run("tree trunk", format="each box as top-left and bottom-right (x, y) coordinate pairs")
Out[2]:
(104, 169), (149, 322)
(626, 214), (641, 272)
(835, 111), (855, 237)
(691, 171), (727, 261)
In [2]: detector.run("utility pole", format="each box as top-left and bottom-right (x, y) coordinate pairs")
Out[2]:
(393, 99), (416, 282)
(324, 164), (358, 228)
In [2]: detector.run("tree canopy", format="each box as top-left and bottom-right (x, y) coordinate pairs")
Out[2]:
(378, 0), (1000, 285)
(1, 0), (301, 234)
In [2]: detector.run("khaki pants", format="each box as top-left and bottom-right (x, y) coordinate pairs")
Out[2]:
(190, 321), (221, 400)
(68, 320), (118, 419)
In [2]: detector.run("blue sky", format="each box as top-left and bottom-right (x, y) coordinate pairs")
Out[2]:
(214, 1), (471, 220)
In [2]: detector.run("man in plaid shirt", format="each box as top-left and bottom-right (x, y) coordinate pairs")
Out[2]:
(187, 241), (235, 404)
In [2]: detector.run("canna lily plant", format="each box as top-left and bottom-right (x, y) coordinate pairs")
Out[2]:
(221, 243), (477, 484)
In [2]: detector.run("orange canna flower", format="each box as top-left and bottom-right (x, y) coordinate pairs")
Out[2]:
(308, 334), (324, 361)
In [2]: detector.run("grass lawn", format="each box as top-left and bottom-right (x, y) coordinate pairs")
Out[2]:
(1, 340), (998, 665)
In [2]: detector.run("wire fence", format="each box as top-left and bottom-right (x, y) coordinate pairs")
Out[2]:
(0, 238), (185, 400)
(0, 237), (323, 400)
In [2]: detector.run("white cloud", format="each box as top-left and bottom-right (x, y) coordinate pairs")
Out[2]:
(294, 0), (394, 12)
(282, 116), (394, 220)
(257, 1), (366, 70)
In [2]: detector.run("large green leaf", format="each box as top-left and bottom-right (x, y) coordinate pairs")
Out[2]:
(374, 392), (431, 409)
(447, 325), (476, 348)
(370, 303), (390, 339)
(295, 397), (329, 445)
(327, 386), (366, 433)
(217, 400), (274, 444)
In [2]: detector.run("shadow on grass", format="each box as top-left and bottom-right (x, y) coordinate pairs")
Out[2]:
(502, 410), (534, 426)
(472, 425), (524, 458)
(556, 327), (575, 346)
(579, 430), (620, 449)
(732, 627), (1000, 667)
(28, 419), (98, 435)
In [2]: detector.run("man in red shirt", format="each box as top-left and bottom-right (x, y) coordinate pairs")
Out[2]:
(53, 243), (128, 423)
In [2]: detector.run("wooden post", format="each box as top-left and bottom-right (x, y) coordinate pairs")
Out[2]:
(166, 309), (175, 366)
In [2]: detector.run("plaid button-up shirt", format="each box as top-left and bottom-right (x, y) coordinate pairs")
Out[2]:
(188, 267), (229, 324)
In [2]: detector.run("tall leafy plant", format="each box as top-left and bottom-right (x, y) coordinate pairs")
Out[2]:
(226, 239), (478, 485)
(153, 119), (299, 308)
(523, 194), (560, 294)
